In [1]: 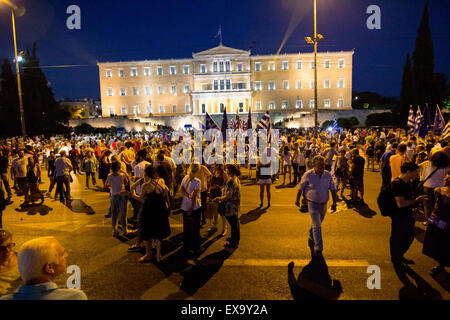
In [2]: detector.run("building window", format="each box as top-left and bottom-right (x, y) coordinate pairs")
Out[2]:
(255, 101), (261, 110)
(118, 68), (124, 77)
(106, 69), (112, 77)
(281, 100), (288, 109)
(172, 105), (177, 113)
(296, 80), (302, 89)
(324, 99), (331, 108)
(146, 105), (152, 114)
(158, 85), (164, 94)
(219, 61), (224, 72)
(214, 80), (218, 91)
(144, 67), (150, 76)
(237, 63), (243, 72)
(157, 66), (163, 75)
(268, 80), (275, 91)
(268, 62), (276, 71)
(255, 81), (262, 91)
(200, 64), (206, 73)
(237, 82), (244, 90)
(255, 62), (261, 71)
(121, 106), (127, 114)
(226, 80), (231, 90)
(219, 103), (224, 113)
(213, 62), (218, 72)
(225, 61), (230, 72)
(120, 88), (126, 96)
(338, 99), (344, 108)
(310, 60), (315, 69)
(132, 87), (139, 95)
(159, 105), (165, 113)
(283, 80), (289, 90)
(282, 61), (288, 70)
(296, 100), (303, 109)
(170, 85), (176, 95)
(296, 60), (302, 70)
(183, 65), (189, 74)
(131, 67), (138, 77)
(324, 79), (331, 89)
(107, 87), (113, 96)
(310, 80), (315, 89)
(144, 86), (151, 95)
(309, 99), (315, 109)
(338, 58), (345, 68)
(132, 105), (140, 114)
(338, 78), (345, 88)
(184, 84), (190, 93)
(109, 107), (115, 115)
(269, 101), (275, 110)
(185, 104), (191, 113)
(238, 102), (244, 113)
(324, 59), (330, 69)
(220, 80), (224, 90)
(170, 66), (176, 75)
(201, 104), (206, 114)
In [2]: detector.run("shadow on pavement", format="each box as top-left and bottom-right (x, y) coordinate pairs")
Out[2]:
(413, 226), (426, 244)
(392, 262), (442, 300)
(288, 256), (343, 300)
(350, 202), (377, 218)
(15, 204), (53, 216)
(240, 206), (269, 224)
(66, 199), (96, 215)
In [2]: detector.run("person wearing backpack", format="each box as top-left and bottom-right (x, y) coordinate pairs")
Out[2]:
(389, 162), (427, 267)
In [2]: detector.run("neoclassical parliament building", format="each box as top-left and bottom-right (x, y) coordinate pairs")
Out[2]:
(98, 44), (354, 122)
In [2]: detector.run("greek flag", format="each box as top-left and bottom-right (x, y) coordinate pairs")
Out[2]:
(205, 112), (219, 130)
(256, 111), (272, 141)
(433, 105), (445, 135)
(407, 106), (415, 135)
(443, 121), (450, 141)
(414, 106), (423, 136)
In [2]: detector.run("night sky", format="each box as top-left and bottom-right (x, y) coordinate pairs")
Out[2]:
(0, 0), (449, 101)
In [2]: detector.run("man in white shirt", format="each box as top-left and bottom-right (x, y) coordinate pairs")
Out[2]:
(54, 151), (72, 204)
(11, 150), (30, 204)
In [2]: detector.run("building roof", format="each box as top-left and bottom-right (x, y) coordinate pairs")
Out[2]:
(192, 44), (250, 58)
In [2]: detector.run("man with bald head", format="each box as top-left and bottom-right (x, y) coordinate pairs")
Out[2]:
(0, 237), (87, 300)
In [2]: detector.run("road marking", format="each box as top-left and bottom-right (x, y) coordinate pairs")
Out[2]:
(222, 259), (369, 267)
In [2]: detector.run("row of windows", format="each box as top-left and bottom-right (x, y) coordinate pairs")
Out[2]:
(104, 58), (346, 77)
(106, 84), (190, 96)
(254, 99), (345, 110)
(110, 104), (192, 115)
(254, 78), (345, 91)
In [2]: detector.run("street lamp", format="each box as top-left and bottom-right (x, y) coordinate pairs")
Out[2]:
(1, 0), (26, 138)
(305, 0), (324, 137)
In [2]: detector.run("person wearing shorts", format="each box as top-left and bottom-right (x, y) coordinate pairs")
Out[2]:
(257, 160), (272, 208)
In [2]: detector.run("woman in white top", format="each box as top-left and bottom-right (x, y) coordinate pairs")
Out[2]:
(180, 163), (202, 255)
(282, 146), (293, 186)
(419, 151), (450, 223)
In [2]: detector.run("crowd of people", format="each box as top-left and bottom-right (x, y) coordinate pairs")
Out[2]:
(0, 126), (449, 299)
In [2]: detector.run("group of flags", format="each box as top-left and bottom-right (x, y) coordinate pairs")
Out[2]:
(407, 104), (449, 139)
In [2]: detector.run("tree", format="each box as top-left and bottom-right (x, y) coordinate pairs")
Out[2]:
(411, 0), (435, 111)
(399, 53), (413, 125)
(0, 59), (21, 137)
(365, 112), (398, 127)
(337, 117), (359, 128)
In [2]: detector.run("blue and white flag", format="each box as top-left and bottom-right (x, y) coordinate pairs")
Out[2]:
(442, 121), (450, 141)
(205, 112), (219, 130)
(433, 105), (445, 135)
(414, 106), (423, 136)
(407, 105), (415, 135)
(256, 111), (272, 141)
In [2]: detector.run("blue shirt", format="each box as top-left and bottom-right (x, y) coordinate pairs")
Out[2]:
(298, 169), (336, 204)
(0, 282), (87, 300)
(380, 150), (395, 182)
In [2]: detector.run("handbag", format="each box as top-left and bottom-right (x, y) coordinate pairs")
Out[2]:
(416, 167), (440, 196)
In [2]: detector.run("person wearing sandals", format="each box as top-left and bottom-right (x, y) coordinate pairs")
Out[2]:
(214, 164), (241, 248)
(206, 164), (228, 236)
(131, 166), (170, 263)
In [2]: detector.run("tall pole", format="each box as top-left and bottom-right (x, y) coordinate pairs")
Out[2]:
(313, 0), (318, 137)
(11, 7), (26, 138)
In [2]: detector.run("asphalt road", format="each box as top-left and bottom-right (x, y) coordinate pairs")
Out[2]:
(2, 167), (449, 300)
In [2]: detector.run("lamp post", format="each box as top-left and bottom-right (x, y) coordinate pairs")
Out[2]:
(2, 0), (26, 138)
(305, 0), (324, 137)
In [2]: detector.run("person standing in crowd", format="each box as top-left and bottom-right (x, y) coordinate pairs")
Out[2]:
(281, 145), (293, 186)
(119, 143), (135, 175)
(54, 151), (72, 204)
(206, 164), (227, 235)
(129, 149), (150, 225)
(334, 148), (349, 200)
(323, 142), (339, 172)
(390, 143), (407, 181)
(0, 149), (12, 204)
(68, 145), (81, 175)
(389, 162), (427, 267)
(180, 163), (202, 256)
(422, 172), (450, 285)
(380, 142), (398, 187)
(214, 164), (241, 248)
(154, 150), (173, 206)
(189, 162), (211, 227)
(99, 150), (112, 191)
(291, 142), (301, 185)
(348, 148), (366, 204)
(153, 149), (176, 196)
(82, 150), (98, 189)
(12, 150), (30, 205)
(0, 237), (87, 300)
(0, 229), (20, 296)
(45, 151), (57, 198)
(257, 157), (272, 208)
(131, 165), (170, 263)
(106, 161), (131, 237)
(295, 155), (337, 257)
